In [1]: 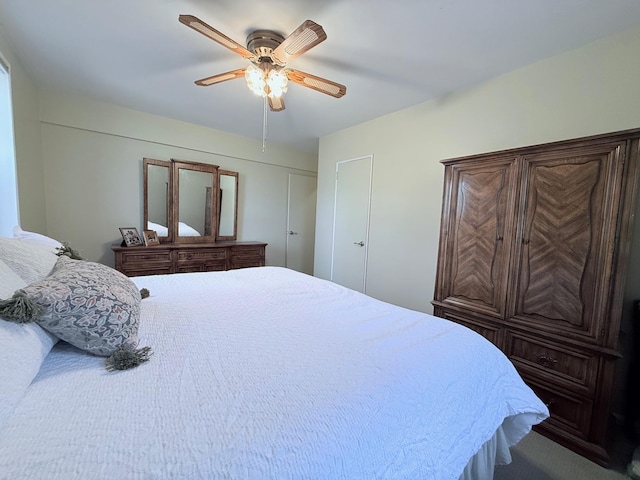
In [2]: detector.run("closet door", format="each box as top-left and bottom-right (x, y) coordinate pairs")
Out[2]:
(507, 141), (629, 345)
(331, 156), (372, 293)
(434, 156), (519, 319)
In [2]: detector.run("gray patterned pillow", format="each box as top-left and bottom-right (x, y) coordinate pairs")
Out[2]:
(20, 256), (142, 356)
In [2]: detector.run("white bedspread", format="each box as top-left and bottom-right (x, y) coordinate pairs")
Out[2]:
(0, 267), (547, 479)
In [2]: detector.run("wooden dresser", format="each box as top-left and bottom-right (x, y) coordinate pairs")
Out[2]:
(112, 241), (266, 277)
(432, 129), (640, 465)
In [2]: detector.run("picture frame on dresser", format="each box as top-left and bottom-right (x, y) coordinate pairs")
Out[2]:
(119, 227), (143, 247)
(143, 229), (160, 246)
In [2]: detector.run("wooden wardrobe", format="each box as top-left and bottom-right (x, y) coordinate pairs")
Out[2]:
(432, 129), (640, 465)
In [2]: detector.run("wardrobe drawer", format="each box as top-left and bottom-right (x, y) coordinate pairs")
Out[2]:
(524, 375), (593, 441)
(506, 332), (598, 395)
(435, 308), (504, 349)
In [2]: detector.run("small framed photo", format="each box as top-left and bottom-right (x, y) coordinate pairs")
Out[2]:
(143, 229), (160, 246)
(119, 227), (143, 247)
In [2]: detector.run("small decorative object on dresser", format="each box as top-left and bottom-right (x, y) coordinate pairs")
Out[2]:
(142, 230), (160, 246)
(119, 227), (143, 247)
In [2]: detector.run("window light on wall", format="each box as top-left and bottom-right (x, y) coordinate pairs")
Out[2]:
(0, 54), (19, 236)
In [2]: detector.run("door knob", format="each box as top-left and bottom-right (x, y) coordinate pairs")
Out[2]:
(288, 231), (298, 235)
(354, 241), (365, 247)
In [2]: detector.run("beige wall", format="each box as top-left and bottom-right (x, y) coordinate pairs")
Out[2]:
(317, 24), (640, 315)
(34, 92), (316, 266)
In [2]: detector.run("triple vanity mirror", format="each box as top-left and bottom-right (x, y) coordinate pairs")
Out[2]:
(143, 158), (238, 244)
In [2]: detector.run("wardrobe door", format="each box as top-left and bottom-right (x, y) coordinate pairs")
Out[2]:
(434, 157), (519, 318)
(507, 141), (628, 345)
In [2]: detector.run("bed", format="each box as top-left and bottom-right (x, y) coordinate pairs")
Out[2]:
(0, 229), (548, 480)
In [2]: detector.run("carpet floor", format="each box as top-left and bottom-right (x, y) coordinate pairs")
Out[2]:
(493, 430), (636, 480)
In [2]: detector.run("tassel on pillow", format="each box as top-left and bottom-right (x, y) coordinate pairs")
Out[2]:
(0, 291), (43, 323)
(105, 345), (153, 371)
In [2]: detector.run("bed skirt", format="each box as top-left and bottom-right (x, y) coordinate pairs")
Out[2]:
(459, 423), (514, 480)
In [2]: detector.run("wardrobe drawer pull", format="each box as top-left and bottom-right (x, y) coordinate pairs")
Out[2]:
(537, 354), (558, 368)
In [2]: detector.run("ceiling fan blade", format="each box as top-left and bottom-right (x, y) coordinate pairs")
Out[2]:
(286, 69), (346, 98)
(272, 20), (327, 65)
(268, 95), (286, 112)
(195, 68), (246, 86)
(179, 15), (255, 60)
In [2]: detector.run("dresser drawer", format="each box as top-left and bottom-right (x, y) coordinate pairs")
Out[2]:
(121, 265), (173, 277)
(229, 245), (265, 269)
(506, 332), (598, 395)
(230, 246), (264, 259)
(119, 250), (172, 264)
(176, 249), (227, 263)
(176, 248), (227, 272)
(115, 248), (173, 277)
(175, 263), (226, 273)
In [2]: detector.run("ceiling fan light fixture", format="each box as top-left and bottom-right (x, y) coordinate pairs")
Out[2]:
(181, 14), (346, 115)
(245, 63), (267, 96)
(266, 70), (288, 98)
(244, 64), (288, 98)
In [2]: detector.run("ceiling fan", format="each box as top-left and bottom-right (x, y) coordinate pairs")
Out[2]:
(179, 15), (347, 112)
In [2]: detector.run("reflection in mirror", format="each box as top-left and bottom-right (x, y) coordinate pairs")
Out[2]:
(217, 170), (238, 240)
(173, 160), (218, 243)
(143, 158), (172, 242)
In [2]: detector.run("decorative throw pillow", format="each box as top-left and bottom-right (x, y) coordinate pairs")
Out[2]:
(0, 256), (151, 371)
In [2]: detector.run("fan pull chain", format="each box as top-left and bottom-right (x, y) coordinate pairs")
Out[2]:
(262, 96), (268, 152)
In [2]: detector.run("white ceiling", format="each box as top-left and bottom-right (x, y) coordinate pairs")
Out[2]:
(1, 0), (640, 154)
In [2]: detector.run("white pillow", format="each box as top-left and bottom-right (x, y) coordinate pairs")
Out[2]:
(0, 256), (27, 298)
(12, 225), (62, 249)
(0, 237), (59, 284)
(0, 259), (58, 430)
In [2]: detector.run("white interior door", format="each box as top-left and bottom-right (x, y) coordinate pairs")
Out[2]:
(286, 173), (317, 274)
(331, 156), (373, 293)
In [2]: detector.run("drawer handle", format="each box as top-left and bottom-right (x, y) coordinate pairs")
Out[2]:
(185, 253), (193, 260)
(537, 354), (558, 368)
(545, 398), (556, 410)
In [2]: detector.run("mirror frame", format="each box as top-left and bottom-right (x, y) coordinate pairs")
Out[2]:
(216, 170), (239, 241)
(144, 158), (239, 245)
(171, 159), (219, 244)
(143, 158), (173, 244)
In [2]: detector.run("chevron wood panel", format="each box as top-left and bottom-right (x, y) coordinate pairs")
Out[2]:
(451, 168), (506, 307)
(519, 160), (600, 327)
